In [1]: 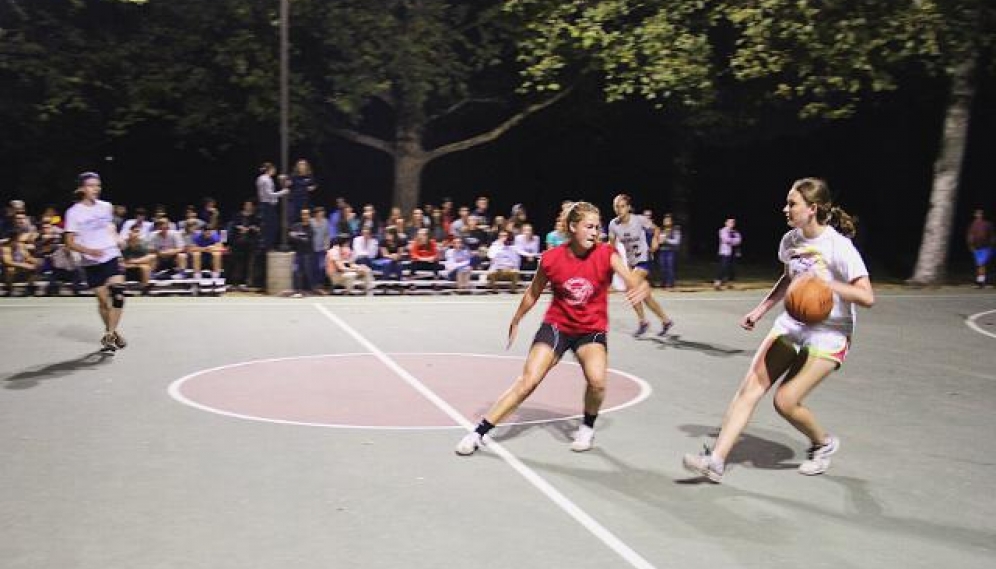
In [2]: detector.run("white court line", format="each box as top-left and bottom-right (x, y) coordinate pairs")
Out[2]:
(166, 352), (651, 431)
(966, 309), (996, 340)
(313, 303), (658, 569)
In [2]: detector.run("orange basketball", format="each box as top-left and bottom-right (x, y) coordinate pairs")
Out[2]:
(784, 276), (833, 324)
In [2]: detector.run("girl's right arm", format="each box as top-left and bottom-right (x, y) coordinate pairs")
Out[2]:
(507, 266), (548, 348)
(742, 266), (791, 330)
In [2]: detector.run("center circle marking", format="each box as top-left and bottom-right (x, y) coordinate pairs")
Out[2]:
(168, 353), (651, 430)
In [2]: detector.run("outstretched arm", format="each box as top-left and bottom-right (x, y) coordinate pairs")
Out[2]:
(507, 266), (548, 349)
(609, 252), (650, 306)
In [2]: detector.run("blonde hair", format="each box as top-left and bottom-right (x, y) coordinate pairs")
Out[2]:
(790, 178), (857, 238)
(564, 201), (600, 230)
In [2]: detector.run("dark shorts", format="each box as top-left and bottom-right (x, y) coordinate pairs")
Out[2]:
(84, 258), (122, 289)
(532, 322), (607, 359)
(632, 261), (653, 273)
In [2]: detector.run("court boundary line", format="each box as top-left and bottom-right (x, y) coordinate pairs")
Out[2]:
(966, 309), (996, 340)
(166, 352), (651, 431)
(312, 303), (658, 569)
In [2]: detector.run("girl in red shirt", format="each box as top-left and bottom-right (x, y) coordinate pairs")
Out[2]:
(456, 201), (649, 455)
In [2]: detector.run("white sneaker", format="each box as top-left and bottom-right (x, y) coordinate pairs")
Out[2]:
(570, 425), (595, 452)
(682, 447), (725, 483)
(455, 432), (484, 456)
(798, 434), (839, 476)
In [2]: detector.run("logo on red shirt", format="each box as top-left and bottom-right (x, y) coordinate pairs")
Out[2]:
(563, 277), (594, 306)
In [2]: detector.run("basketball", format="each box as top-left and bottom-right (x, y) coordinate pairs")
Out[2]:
(784, 276), (833, 324)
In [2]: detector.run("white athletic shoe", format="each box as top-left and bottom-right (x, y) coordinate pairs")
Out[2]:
(798, 435), (839, 476)
(682, 447), (725, 483)
(570, 425), (595, 452)
(455, 432), (485, 456)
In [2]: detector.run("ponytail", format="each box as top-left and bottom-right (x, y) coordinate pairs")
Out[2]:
(828, 206), (857, 239)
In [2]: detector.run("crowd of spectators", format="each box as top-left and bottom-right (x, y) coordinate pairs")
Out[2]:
(2, 162), (702, 297)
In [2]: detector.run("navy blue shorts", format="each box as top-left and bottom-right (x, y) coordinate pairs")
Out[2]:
(83, 258), (122, 289)
(632, 261), (653, 273)
(532, 322), (607, 359)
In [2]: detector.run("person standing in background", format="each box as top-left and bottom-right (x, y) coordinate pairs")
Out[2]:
(714, 217), (742, 290)
(288, 159), (318, 223)
(658, 213), (681, 289)
(967, 208), (994, 288)
(256, 162), (288, 250)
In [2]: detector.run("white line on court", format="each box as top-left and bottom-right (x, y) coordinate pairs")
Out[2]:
(966, 309), (996, 340)
(166, 352), (651, 431)
(312, 303), (659, 569)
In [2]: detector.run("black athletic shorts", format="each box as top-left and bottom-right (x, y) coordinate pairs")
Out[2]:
(532, 322), (607, 359)
(84, 257), (122, 289)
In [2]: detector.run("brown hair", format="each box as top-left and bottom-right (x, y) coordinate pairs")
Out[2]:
(790, 178), (857, 238)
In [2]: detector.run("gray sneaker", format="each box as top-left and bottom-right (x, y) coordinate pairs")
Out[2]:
(798, 435), (839, 476)
(682, 446), (725, 483)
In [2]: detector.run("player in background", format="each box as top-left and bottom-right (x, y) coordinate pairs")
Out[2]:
(63, 172), (128, 354)
(608, 194), (674, 337)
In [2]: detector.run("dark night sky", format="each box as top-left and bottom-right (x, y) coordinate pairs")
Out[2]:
(24, 70), (996, 281)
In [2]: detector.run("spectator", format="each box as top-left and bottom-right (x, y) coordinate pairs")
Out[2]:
(256, 162), (288, 250)
(449, 206), (471, 236)
(119, 207), (153, 240)
(444, 235), (474, 291)
(359, 204), (381, 237)
(408, 227), (440, 276)
(514, 223), (541, 271)
(715, 217), (742, 290)
(311, 206), (332, 285)
(373, 229), (405, 282)
(112, 204), (128, 231)
(2, 230), (39, 296)
(472, 196), (491, 228)
(657, 213), (681, 289)
(325, 236), (373, 295)
(120, 224), (157, 293)
(147, 219), (188, 278)
(190, 225), (225, 279)
(487, 229), (521, 293)
(227, 200), (261, 289)
(288, 159), (318, 222)
(199, 197), (221, 229)
(967, 208), (994, 288)
(352, 226), (379, 267)
(460, 215), (489, 267)
(288, 208), (318, 295)
(545, 218), (568, 250)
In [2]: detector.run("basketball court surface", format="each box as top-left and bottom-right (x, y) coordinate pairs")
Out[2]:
(2, 289), (994, 568)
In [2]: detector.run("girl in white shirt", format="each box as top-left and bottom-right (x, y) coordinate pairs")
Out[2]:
(683, 178), (875, 483)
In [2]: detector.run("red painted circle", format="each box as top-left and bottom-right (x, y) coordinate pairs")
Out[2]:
(171, 353), (648, 429)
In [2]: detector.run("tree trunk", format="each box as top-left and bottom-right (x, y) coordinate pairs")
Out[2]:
(909, 56), (977, 285)
(391, 132), (427, 214)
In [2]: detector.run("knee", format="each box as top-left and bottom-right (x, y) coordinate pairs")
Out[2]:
(773, 390), (799, 417)
(586, 376), (606, 395)
(513, 374), (542, 398)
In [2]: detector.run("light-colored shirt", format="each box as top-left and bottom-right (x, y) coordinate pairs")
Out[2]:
(64, 199), (121, 265)
(777, 225), (869, 334)
(608, 214), (651, 265)
(351, 235), (379, 260)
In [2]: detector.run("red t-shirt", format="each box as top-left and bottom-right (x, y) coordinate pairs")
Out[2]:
(541, 242), (615, 335)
